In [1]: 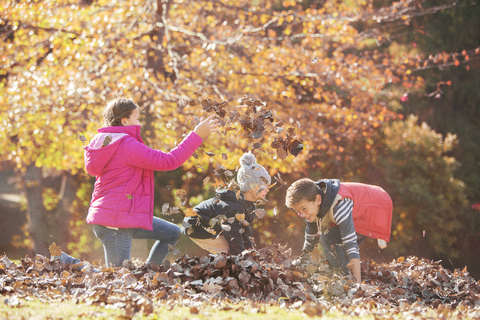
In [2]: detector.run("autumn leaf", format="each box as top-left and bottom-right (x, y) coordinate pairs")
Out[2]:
(266, 182), (277, 191)
(203, 176), (210, 186)
(101, 135), (112, 148)
(209, 218), (219, 228)
(227, 180), (239, 191)
(212, 178), (225, 188)
(235, 213), (245, 221)
(256, 185), (267, 195)
(252, 142), (262, 149)
(255, 198), (269, 205)
(346, 261), (354, 270)
(276, 147), (288, 160)
(78, 134), (86, 145)
(288, 140), (304, 157)
(175, 189), (188, 206)
(216, 215), (227, 223)
(202, 283), (223, 294)
(185, 208), (199, 217)
(190, 307), (200, 314)
(254, 209), (266, 219)
(49, 242), (62, 257)
(272, 207), (278, 216)
(162, 203), (181, 216)
(391, 287), (406, 295)
(191, 116), (201, 126)
(274, 173), (285, 185)
(169, 207), (180, 215)
(161, 203), (170, 215)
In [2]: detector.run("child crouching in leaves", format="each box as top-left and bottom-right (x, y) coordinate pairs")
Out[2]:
(285, 178), (392, 284)
(182, 152), (271, 255)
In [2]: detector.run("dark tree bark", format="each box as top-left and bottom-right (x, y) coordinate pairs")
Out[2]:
(24, 165), (76, 256)
(25, 165), (49, 255)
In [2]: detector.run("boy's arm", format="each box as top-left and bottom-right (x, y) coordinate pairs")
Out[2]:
(333, 198), (362, 281)
(303, 221), (320, 252)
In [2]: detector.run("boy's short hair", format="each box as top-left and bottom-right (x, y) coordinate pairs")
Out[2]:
(285, 178), (320, 208)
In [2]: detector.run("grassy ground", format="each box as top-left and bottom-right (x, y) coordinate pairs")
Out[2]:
(3, 297), (476, 320)
(0, 298), (373, 320)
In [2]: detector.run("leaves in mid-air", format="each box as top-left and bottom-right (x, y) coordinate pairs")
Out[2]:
(161, 203), (181, 216)
(253, 209), (266, 219)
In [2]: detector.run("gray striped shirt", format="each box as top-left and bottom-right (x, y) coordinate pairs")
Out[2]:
(303, 198), (360, 260)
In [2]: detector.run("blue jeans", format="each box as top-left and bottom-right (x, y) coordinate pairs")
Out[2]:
(320, 226), (366, 274)
(52, 253), (99, 272)
(93, 217), (181, 267)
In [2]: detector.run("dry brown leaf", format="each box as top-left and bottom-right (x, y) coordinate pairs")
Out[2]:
(185, 208), (199, 217)
(235, 213), (245, 221)
(49, 243), (62, 257)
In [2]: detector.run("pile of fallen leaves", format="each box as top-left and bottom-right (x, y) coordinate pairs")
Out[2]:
(1, 244), (480, 318)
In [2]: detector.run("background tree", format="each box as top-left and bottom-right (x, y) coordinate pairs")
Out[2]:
(1, 0), (478, 276)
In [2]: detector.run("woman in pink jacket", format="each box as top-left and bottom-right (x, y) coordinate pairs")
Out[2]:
(82, 97), (219, 267)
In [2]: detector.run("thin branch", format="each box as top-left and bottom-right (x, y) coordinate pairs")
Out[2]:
(161, 2), (180, 82)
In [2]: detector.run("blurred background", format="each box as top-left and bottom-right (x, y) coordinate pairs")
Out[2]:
(1, 0), (479, 277)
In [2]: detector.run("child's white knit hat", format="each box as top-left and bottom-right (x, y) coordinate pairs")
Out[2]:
(237, 152), (271, 192)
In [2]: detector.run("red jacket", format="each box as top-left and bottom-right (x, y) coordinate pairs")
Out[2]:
(337, 182), (392, 242)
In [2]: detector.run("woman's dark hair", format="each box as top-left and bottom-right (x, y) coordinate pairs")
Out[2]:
(103, 98), (138, 126)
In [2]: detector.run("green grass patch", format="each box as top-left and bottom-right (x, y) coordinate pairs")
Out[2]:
(0, 298), (374, 320)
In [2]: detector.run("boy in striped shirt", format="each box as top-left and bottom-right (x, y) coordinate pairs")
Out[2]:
(285, 178), (392, 284)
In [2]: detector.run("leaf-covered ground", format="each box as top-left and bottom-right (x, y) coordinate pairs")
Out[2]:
(1, 244), (480, 319)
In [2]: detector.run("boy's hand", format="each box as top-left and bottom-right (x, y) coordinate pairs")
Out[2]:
(193, 114), (220, 139)
(293, 250), (312, 266)
(349, 258), (361, 284)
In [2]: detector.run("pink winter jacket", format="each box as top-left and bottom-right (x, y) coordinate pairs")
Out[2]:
(83, 125), (202, 230)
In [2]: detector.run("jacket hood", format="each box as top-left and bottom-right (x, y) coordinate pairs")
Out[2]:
(316, 179), (340, 219)
(83, 125), (142, 176)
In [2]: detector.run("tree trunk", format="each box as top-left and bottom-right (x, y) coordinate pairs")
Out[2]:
(25, 164), (49, 256)
(54, 172), (75, 248)
(24, 165), (76, 256)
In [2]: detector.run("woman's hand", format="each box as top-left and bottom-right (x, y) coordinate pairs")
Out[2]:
(193, 114), (220, 139)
